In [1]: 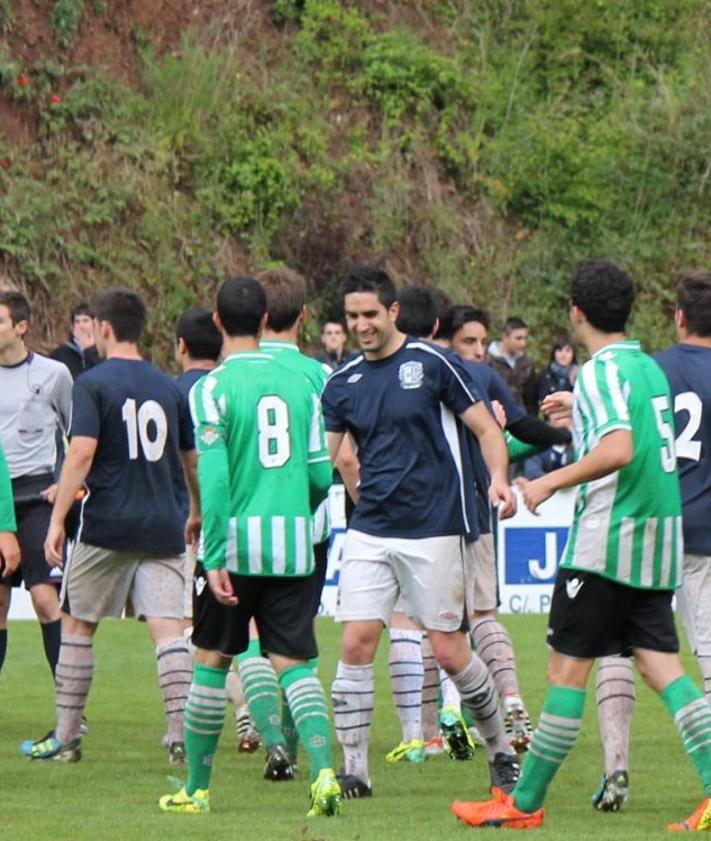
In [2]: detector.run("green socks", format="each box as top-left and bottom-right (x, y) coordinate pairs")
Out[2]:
(662, 675), (711, 796)
(280, 663), (333, 781)
(185, 663), (228, 795)
(513, 685), (585, 813)
(238, 640), (284, 749)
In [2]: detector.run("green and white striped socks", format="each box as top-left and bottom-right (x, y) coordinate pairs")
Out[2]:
(513, 686), (585, 813)
(238, 640), (285, 749)
(185, 663), (228, 795)
(662, 675), (711, 795)
(280, 664), (333, 781)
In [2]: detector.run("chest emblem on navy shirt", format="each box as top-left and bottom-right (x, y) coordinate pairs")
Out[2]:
(398, 361), (424, 390)
(347, 373), (363, 384)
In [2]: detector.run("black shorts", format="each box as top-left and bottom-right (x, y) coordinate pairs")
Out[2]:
(191, 563), (318, 660)
(1, 475), (55, 590)
(548, 568), (679, 659)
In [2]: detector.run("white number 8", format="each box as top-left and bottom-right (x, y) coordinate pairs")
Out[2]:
(257, 396), (291, 468)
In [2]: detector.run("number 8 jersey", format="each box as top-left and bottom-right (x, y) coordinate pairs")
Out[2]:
(70, 358), (194, 554)
(561, 340), (683, 590)
(189, 350), (331, 577)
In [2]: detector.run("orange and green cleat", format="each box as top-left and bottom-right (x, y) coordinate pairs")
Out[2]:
(451, 787), (544, 829)
(668, 799), (711, 832)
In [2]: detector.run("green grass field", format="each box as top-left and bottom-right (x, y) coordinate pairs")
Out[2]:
(0, 615), (703, 840)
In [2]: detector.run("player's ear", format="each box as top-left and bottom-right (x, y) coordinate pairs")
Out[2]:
(388, 300), (400, 323)
(212, 311), (223, 333)
(298, 305), (307, 326)
(675, 307), (686, 332)
(176, 337), (186, 356)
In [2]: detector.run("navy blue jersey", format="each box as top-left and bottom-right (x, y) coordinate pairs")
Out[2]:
(655, 344), (711, 555)
(322, 339), (480, 539)
(71, 359), (193, 553)
(174, 368), (210, 520)
(474, 364), (526, 427)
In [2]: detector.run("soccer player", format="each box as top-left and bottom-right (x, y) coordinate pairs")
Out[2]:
(450, 260), (711, 831)
(159, 276), (340, 817)
(234, 266), (335, 780)
(0, 290), (72, 681)
(591, 270), (711, 817)
(0, 443), (21, 588)
(323, 266), (520, 800)
(22, 288), (195, 764)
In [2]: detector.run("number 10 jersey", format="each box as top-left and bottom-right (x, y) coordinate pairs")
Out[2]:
(189, 350), (331, 576)
(561, 340), (683, 590)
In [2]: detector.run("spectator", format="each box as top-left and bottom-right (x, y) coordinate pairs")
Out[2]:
(50, 303), (100, 379)
(487, 317), (537, 415)
(314, 319), (347, 369)
(536, 336), (579, 403)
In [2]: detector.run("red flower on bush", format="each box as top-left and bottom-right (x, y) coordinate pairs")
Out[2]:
(50, 93), (63, 104)
(17, 75), (28, 87)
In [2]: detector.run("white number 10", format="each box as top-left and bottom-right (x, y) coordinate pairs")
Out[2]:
(257, 396), (291, 468)
(121, 398), (168, 462)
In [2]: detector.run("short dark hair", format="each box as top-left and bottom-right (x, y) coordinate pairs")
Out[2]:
(176, 307), (222, 361)
(340, 264), (397, 309)
(504, 316), (527, 333)
(0, 290), (31, 324)
(256, 267), (307, 332)
(571, 260), (635, 333)
(216, 276), (266, 337)
(677, 271), (711, 337)
(439, 305), (490, 340)
(430, 288), (452, 339)
(70, 302), (93, 322)
(92, 288), (146, 342)
(550, 335), (577, 363)
(321, 319), (346, 333)
(396, 285), (438, 337)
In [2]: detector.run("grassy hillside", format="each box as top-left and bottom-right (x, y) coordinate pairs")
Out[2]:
(1, 0), (710, 364)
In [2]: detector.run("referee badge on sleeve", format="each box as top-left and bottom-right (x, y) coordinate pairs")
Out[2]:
(399, 361), (424, 390)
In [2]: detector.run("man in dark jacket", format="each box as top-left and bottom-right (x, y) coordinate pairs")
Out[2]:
(50, 303), (100, 380)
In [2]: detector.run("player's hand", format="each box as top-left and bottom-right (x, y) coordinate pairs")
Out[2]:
(185, 512), (201, 550)
(40, 483), (58, 505)
(522, 475), (555, 514)
(491, 400), (507, 429)
(0, 531), (20, 577)
(207, 568), (238, 606)
(540, 390), (573, 419)
(489, 478), (517, 520)
(44, 521), (66, 568)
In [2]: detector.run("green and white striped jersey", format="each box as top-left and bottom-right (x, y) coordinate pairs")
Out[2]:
(190, 350), (332, 576)
(561, 340), (683, 590)
(260, 340), (332, 545)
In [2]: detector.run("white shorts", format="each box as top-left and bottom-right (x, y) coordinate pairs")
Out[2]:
(335, 529), (470, 632)
(468, 533), (499, 613)
(61, 541), (185, 624)
(677, 553), (711, 655)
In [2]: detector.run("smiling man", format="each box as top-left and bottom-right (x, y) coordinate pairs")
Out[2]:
(322, 264), (519, 800)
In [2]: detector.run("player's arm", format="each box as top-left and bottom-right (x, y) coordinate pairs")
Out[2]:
(460, 402), (516, 519)
(307, 393), (332, 511)
(0, 444), (19, 577)
(181, 448), (200, 548)
(45, 436), (97, 567)
(523, 429), (632, 513)
(335, 433), (359, 504)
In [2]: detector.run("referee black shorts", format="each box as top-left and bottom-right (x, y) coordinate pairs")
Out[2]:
(2, 474), (56, 590)
(191, 563), (318, 660)
(547, 568), (678, 659)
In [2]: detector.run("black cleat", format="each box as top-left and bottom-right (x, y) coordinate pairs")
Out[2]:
(264, 744), (294, 781)
(591, 769), (629, 812)
(489, 751), (521, 794)
(336, 772), (373, 799)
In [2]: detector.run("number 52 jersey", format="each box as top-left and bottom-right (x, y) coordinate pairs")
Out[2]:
(189, 351), (331, 577)
(70, 358), (194, 554)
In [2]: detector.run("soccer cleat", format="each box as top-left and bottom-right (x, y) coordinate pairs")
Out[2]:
(489, 751), (521, 794)
(503, 695), (533, 753)
(385, 738), (426, 763)
(21, 733), (81, 762)
(263, 743), (294, 781)
(424, 735), (446, 756)
(159, 785), (210, 814)
(451, 786), (544, 828)
(168, 741), (186, 766)
(440, 705), (475, 761)
(591, 769), (629, 812)
(307, 768), (342, 817)
(668, 798), (711, 831)
(235, 708), (261, 753)
(336, 771), (373, 799)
